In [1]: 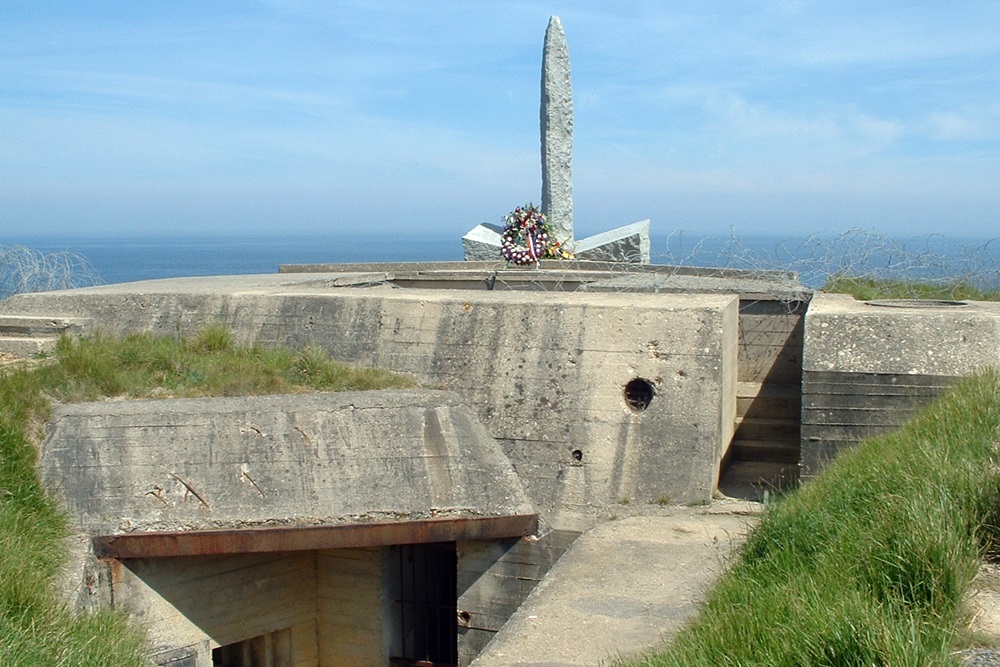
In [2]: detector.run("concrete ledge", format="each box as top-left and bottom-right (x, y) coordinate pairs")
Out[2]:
(40, 389), (535, 537)
(803, 292), (1000, 376)
(97, 514), (538, 558)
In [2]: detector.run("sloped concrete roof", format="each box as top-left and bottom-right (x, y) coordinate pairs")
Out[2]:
(40, 389), (536, 556)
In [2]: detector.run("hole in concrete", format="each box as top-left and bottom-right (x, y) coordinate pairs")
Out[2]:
(624, 378), (655, 412)
(572, 449), (583, 462)
(865, 299), (968, 308)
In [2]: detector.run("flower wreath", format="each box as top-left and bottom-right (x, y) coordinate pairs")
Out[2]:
(500, 203), (572, 266)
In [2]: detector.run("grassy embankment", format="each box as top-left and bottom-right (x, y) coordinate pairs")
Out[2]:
(0, 326), (413, 667)
(625, 371), (1000, 666)
(824, 276), (1000, 302)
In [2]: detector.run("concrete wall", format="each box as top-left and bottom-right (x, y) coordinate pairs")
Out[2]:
(125, 536), (581, 667)
(456, 530), (579, 666)
(41, 388), (538, 666)
(317, 547), (385, 667)
(5, 269), (759, 664)
(14, 275), (741, 524)
(801, 293), (1000, 476)
(115, 546), (389, 667)
(117, 551), (319, 667)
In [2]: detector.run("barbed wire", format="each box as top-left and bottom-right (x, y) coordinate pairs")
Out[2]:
(0, 245), (104, 301)
(658, 228), (1000, 293)
(3, 230), (997, 302)
(479, 228), (998, 300)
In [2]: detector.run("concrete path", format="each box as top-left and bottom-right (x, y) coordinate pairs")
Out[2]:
(471, 501), (760, 667)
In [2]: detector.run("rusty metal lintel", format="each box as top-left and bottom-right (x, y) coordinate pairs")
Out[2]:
(95, 513), (538, 559)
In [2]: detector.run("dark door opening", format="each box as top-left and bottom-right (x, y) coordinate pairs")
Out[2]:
(390, 542), (457, 667)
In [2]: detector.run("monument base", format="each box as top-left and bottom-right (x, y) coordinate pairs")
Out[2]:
(462, 219), (651, 264)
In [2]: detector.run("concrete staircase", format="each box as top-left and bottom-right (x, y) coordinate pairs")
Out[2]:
(0, 316), (91, 358)
(730, 381), (801, 464)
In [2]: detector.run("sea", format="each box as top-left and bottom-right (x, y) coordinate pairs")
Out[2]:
(4, 231), (999, 290)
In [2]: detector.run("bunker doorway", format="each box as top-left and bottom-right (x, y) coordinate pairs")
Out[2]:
(390, 542), (458, 667)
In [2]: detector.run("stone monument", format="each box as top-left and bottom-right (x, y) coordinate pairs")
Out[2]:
(540, 16), (573, 243)
(464, 16), (650, 263)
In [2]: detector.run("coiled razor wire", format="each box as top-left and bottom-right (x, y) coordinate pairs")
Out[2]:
(2, 230), (997, 301)
(0, 245), (103, 301)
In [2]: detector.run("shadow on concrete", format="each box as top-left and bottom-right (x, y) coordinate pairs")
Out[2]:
(718, 460), (799, 503)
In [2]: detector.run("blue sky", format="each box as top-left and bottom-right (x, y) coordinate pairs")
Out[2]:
(2, 1), (998, 239)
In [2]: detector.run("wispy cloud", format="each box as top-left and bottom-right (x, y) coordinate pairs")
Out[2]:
(1, 1), (998, 236)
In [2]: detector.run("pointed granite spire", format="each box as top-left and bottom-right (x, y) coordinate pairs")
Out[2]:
(540, 16), (574, 242)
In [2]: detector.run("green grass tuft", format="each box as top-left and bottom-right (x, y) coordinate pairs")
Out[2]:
(624, 371), (1000, 667)
(0, 326), (415, 665)
(824, 275), (1000, 302)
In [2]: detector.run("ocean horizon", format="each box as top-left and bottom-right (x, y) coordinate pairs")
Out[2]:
(4, 231), (999, 289)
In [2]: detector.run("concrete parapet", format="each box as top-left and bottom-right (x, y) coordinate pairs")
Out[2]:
(801, 293), (1000, 476)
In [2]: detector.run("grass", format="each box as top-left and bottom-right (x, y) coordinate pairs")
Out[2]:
(0, 325), (414, 666)
(624, 371), (1000, 667)
(824, 275), (1000, 302)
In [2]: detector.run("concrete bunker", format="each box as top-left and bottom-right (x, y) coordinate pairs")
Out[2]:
(40, 389), (564, 666)
(0, 260), (831, 664)
(2, 262), (798, 515)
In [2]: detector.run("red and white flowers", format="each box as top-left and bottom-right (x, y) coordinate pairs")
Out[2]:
(500, 203), (573, 266)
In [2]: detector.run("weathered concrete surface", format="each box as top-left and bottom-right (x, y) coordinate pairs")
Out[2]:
(40, 389), (533, 537)
(801, 293), (1000, 476)
(0, 314), (91, 357)
(458, 530), (580, 665)
(9, 271), (742, 527)
(804, 293), (1000, 376)
(274, 260), (805, 297)
(471, 504), (759, 667)
(541, 15), (573, 242)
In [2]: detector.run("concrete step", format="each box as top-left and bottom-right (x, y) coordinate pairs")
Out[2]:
(0, 315), (90, 337)
(734, 416), (800, 441)
(718, 459), (799, 501)
(0, 316), (91, 358)
(0, 336), (60, 358)
(737, 395), (801, 420)
(730, 438), (800, 464)
(736, 381), (801, 399)
(736, 381), (801, 420)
